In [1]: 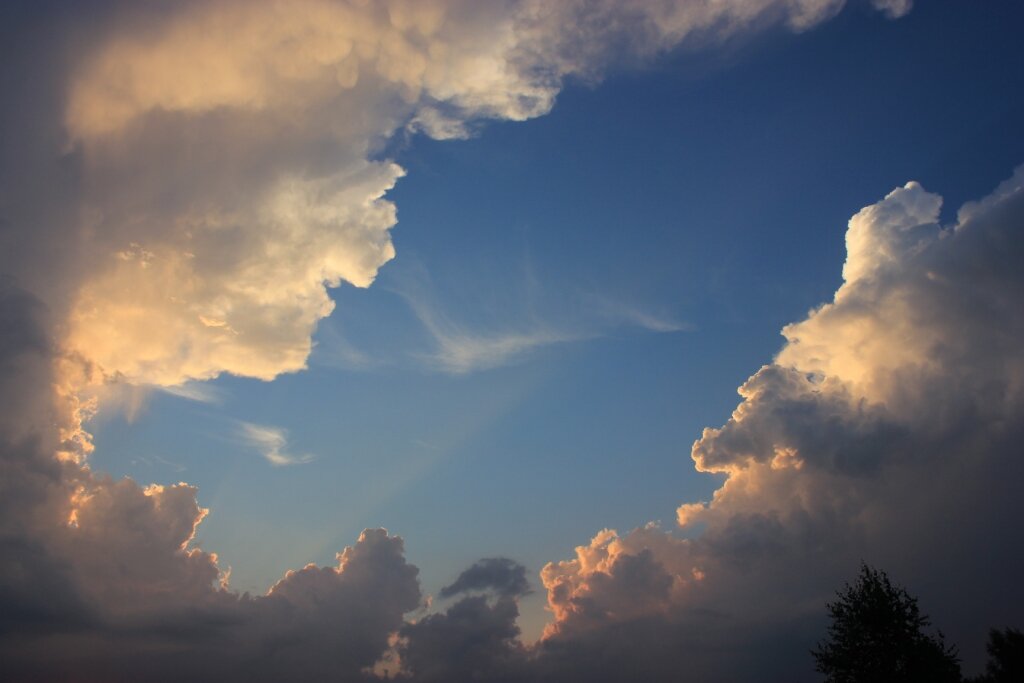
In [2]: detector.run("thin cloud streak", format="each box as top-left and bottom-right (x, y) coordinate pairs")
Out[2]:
(393, 272), (685, 374)
(158, 381), (228, 405)
(584, 293), (691, 334)
(237, 421), (315, 467)
(415, 315), (584, 375)
(309, 316), (387, 373)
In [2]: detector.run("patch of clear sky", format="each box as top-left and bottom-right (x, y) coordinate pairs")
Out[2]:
(89, 0), (1024, 640)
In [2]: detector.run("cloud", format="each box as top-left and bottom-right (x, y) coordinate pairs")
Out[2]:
(394, 267), (686, 373)
(606, 307), (688, 334)
(237, 421), (315, 467)
(62, 159), (403, 387)
(1, 0), (898, 394)
(530, 166), (1024, 679)
(398, 594), (527, 683)
(426, 325), (582, 374)
(439, 557), (532, 599)
(131, 453), (187, 473)
(0, 523), (422, 682)
(410, 304), (685, 374)
(157, 381), (228, 405)
(872, 0), (914, 20)
(396, 557), (533, 682)
(388, 263), (582, 373)
(310, 316), (385, 372)
(0, 0), (925, 681)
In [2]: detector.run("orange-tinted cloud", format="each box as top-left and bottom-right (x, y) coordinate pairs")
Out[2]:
(534, 166), (1024, 679)
(0, 1), (943, 681)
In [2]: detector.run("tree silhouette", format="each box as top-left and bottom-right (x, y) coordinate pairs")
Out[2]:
(812, 564), (961, 682)
(968, 628), (1024, 683)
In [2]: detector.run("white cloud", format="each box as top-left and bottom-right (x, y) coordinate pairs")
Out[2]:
(586, 294), (690, 334)
(237, 421), (315, 467)
(310, 317), (385, 372)
(410, 305), (685, 374)
(391, 265), (686, 374)
(30, 0), (897, 395)
(535, 165), (1024, 678)
(0, 1), (926, 680)
(872, 0), (914, 20)
(429, 328), (582, 374)
(158, 381), (228, 405)
(404, 286), (582, 373)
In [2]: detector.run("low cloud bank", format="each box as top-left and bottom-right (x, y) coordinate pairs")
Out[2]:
(6, 162), (1018, 682)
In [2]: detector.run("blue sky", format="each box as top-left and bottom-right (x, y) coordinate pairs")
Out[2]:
(5, 1), (1024, 680)
(81, 0), (1024, 643)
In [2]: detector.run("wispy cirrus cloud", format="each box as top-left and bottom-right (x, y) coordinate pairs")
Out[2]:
(407, 295), (584, 374)
(158, 381), (228, 405)
(389, 263), (686, 374)
(130, 453), (187, 473)
(312, 285), (686, 375)
(237, 421), (314, 467)
(584, 293), (690, 334)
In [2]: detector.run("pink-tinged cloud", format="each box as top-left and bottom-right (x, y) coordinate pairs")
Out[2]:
(24, 2), (1024, 682)
(2, 0), (907, 394)
(532, 166), (1024, 680)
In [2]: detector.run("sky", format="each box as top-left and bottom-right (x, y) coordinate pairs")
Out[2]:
(1, 0), (1023, 681)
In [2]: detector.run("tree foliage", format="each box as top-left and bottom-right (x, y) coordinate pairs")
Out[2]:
(968, 628), (1024, 683)
(812, 565), (961, 682)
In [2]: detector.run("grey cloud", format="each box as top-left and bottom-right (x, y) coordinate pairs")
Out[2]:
(529, 166), (1024, 680)
(0, 1), (935, 682)
(399, 595), (526, 683)
(693, 365), (908, 477)
(0, 287), (419, 676)
(439, 557), (531, 599)
(0, 523), (421, 682)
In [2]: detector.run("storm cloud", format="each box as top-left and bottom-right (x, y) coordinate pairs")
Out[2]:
(14, 2), (1024, 683)
(532, 168), (1024, 679)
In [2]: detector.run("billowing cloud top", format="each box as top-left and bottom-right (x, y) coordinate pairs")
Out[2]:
(534, 166), (1024, 680)
(4, 0), (908, 393)
(20, 2), (1024, 683)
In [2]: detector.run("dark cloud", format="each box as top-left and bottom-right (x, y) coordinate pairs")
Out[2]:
(399, 595), (527, 683)
(440, 557), (531, 599)
(0, 525), (421, 682)
(531, 168), (1024, 679)
(14, 2), (1024, 683)
(0, 285), (421, 677)
(4, 160), (1022, 681)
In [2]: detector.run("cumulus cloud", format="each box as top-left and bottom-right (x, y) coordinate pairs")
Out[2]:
(439, 557), (532, 599)
(1, 0), (901, 393)
(1, 471), (422, 681)
(530, 166), (1024, 679)
(398, 594), (527, 683)
(0, 0), (925, 680)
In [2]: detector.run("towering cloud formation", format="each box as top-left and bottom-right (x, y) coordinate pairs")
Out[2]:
(26, 1), (1024, 682)
(5, 0), (909, 391)
(537, 168), (1024, 679)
